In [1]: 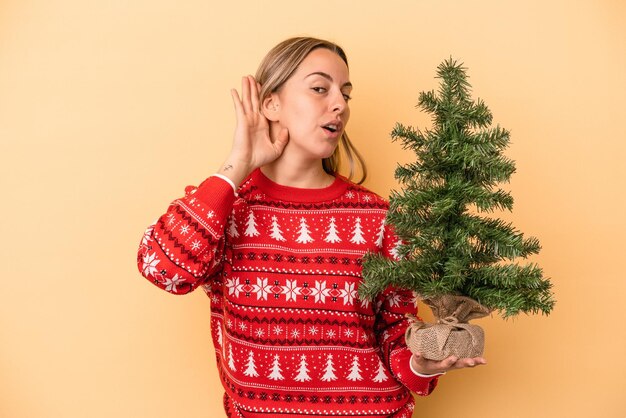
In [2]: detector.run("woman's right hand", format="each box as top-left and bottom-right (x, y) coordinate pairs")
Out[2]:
(222, 75), (289, 185)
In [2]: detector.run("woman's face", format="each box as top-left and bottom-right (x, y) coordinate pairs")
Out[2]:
(270, 48), (352, 161)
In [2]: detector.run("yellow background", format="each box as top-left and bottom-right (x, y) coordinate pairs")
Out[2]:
(1, 1), (625, 417)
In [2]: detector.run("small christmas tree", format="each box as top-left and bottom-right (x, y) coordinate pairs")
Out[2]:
(346, 355), (363, 381)
(360, 58), (555, 322)
(216, 321), (223, 348)
(228, 214), (240, 238)
(350, 217), (366, 245)
(227, 343), (237, 371)
(296, 217), (314, 244)
(294, 354), (312, 382)
(324, 217), (342, 243)
(372, 359), (389, 383)
(270, 215), (286, 242)
(244, 210), (259, 237)
(243, 350), (259, 377)
(267, 354), (285, 381)
(320, 354), (338, 382)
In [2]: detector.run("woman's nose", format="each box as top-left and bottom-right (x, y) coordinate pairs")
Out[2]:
(331, 93), (346, 113)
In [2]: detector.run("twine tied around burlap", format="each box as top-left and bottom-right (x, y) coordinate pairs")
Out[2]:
(405, 294), (491, 361)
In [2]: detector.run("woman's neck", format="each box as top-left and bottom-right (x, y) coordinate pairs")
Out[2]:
(260, 157), (335, 189)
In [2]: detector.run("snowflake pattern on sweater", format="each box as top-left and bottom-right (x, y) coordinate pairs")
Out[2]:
(137, 169), (439, 417)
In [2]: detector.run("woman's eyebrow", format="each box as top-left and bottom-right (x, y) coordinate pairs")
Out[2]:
(305, 71), (353, 88)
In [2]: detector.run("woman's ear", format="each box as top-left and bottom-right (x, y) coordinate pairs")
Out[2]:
(262, 94), (280, 122)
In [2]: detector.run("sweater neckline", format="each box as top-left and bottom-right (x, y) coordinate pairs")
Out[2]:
(251, 168), (349, 203)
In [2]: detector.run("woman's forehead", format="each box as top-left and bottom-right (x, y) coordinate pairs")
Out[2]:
(296, 49), (350, 82)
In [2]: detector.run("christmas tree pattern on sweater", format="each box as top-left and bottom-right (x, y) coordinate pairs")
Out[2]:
(137, 169), (438, 417)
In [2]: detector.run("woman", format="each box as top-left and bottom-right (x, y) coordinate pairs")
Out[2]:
(137, 36), (485, 418)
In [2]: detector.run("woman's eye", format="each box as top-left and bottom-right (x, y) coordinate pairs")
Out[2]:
(311, 86), (351, 101)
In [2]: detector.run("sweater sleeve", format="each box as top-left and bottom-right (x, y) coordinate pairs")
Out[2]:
(136, 176), (237, 295)
(374, 224), (440, 396)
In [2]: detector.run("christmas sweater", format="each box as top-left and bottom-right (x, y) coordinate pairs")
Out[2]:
(137, 168), (439, 418)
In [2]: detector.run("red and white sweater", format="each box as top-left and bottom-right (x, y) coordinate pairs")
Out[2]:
(137, 168), (439, 417)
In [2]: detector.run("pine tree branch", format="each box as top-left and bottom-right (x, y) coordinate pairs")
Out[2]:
(464, 264), (555, 317)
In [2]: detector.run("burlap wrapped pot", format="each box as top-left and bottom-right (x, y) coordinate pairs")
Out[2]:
(405, 294), (491, 361)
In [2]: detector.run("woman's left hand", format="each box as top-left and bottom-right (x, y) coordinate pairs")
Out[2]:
(411, 352), (487, 375)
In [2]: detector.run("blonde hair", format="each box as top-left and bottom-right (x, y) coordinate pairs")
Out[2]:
(255, 37), (367, 184)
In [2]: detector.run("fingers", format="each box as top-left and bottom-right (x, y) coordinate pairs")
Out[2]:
(472, 357), (487, 366)
(230, 88), (244, 119)
(412, 353), (452, 375)
(241, 76), (252, 115)
(232, 75), (265, 127)
(412, 353), (487, 375)
(449, 356), (487, 369)
(250, 77), (260, 114)
(239, 75), (261, 115)
(442, 355), (459, 369)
